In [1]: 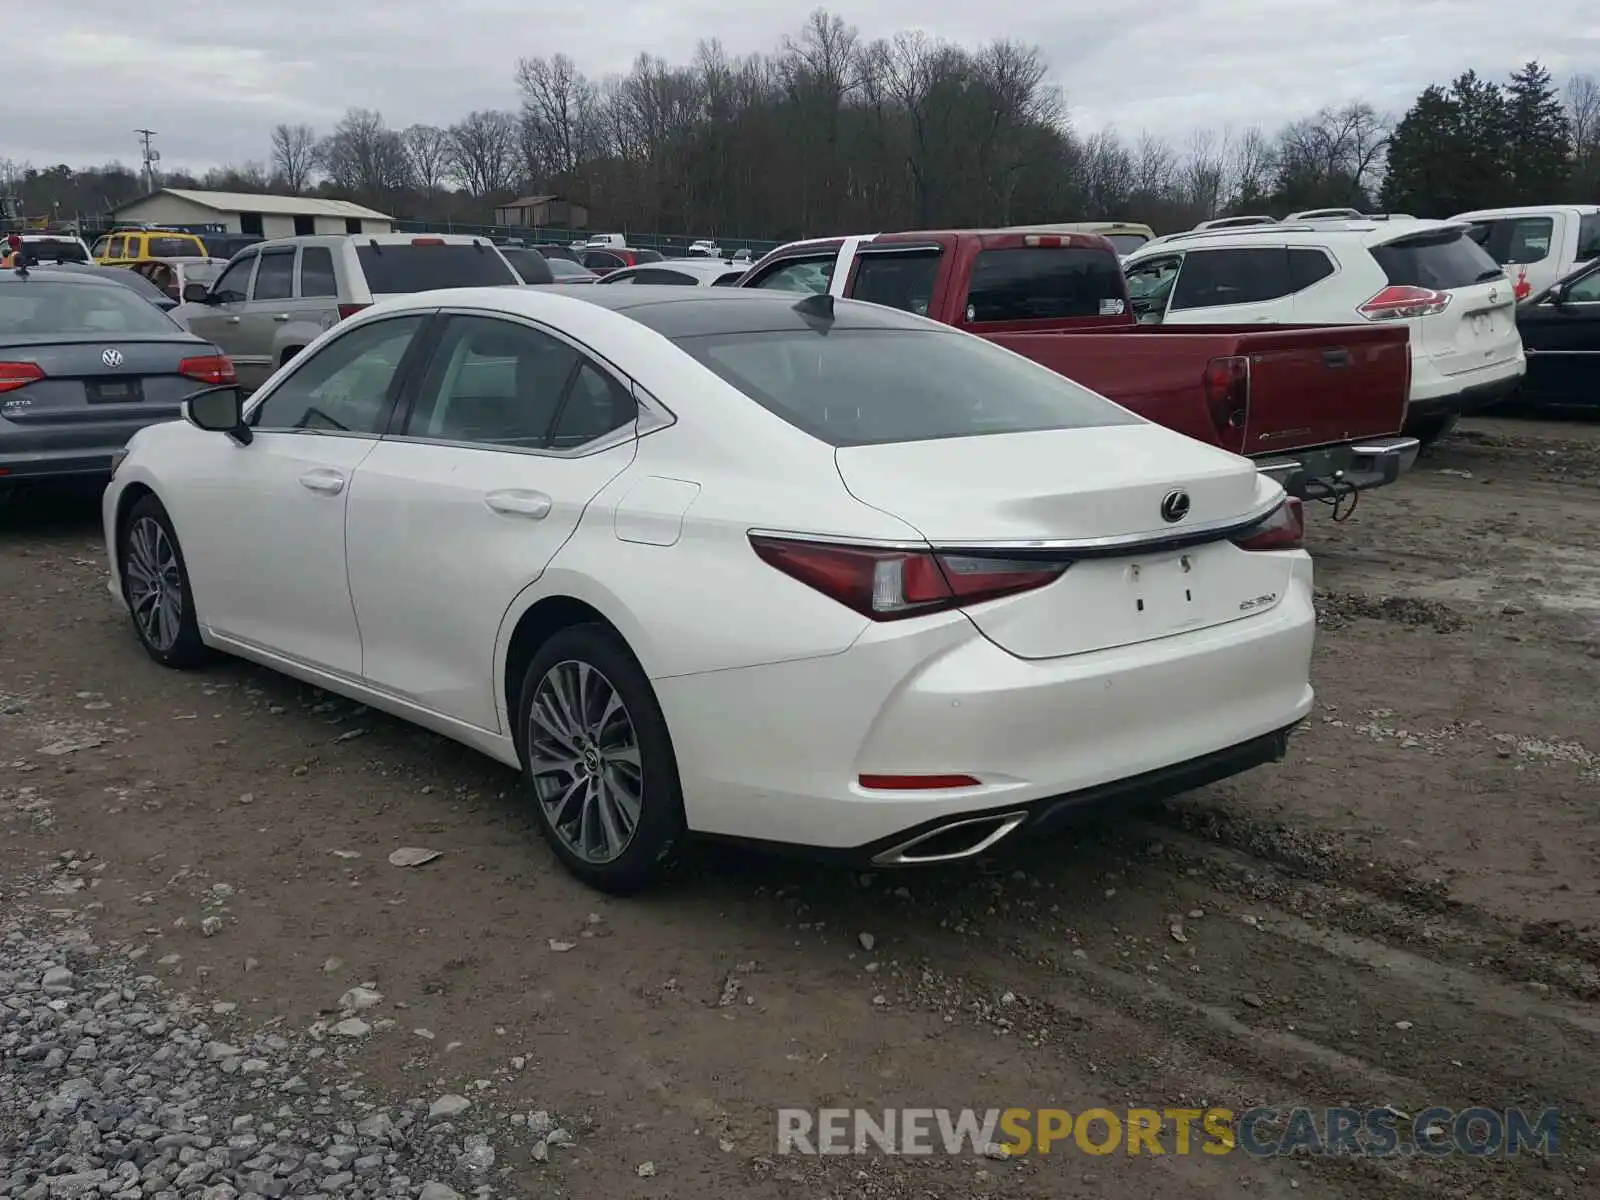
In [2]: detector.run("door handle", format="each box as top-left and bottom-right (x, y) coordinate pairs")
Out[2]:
(1322, 348), (1352, 368)
(272, 314), (290, 322)
(226, 315), (242, 325)
(483, 489), (552, 519)
(298, 469), (346, 495)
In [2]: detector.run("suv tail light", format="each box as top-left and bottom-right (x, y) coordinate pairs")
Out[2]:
(1359, 285), (1450, 321)
(337, 303), (370, 321)
(1202, 355), (1249, 438)
(1232, 498), (1304, 551)
(178, 355), (236, 385)
(0, 361), (44, 393)
(749, 535), (1068, 620)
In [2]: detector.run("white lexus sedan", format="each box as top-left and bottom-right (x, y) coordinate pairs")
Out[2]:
(102, 286), (1315, 893)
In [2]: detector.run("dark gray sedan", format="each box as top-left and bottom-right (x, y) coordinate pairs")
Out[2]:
(0, 269), (234, 491)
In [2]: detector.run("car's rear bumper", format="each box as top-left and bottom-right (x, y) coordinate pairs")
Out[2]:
(1405, 371), (1523, 426)
(656, 558), (1316, 855)
(1254, 435), (1420, 500)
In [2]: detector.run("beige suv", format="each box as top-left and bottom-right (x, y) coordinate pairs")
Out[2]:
(176, 233), (521, 391)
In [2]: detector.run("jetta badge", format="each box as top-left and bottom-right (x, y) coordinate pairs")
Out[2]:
(1159, 489), (1191, 523)
(101, 348), (124, 368)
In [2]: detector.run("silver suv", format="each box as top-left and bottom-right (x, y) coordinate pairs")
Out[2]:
(177, 233), (521, 391)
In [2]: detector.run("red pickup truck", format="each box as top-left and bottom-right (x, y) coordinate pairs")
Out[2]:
(736, 230), (1419, 501)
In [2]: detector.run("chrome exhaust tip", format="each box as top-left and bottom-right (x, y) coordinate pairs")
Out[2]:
(870, 810), (1029, 866)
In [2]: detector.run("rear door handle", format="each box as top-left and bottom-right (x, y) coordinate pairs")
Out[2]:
(1322, 348), (1352, 368)
(484, 489), (552, 519)
(272, 313), (290, 322)
(298, 469), (346, 495)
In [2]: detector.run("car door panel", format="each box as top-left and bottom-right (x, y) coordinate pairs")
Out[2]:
(345, 314), (641, 730)
(184, 254), (258, 377)
(1518, 270), (1600, 405)
(239, 247), (297, 390)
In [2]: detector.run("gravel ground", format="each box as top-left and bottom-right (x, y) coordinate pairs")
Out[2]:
(2, 413), (1599, 1199)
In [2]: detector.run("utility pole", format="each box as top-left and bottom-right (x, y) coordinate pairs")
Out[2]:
(135, 129), (161, 194)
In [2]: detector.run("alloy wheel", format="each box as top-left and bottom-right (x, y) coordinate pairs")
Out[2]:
(125, 516), (184, 652)
(526, 659), (643, 864)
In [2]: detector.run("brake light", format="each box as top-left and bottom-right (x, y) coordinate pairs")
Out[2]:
(1232, 498), (1304, 551)
(0, 361), (44, 393)
(411, 237), (446, 246)
(337, 303), (370, 321)
(749, 535), (1068, 620)
(1023, 234), (1065, 247)
(178, 355), (236, 385)
(1359, 285), (1450, 321)
(1202, 355), (1249, 437)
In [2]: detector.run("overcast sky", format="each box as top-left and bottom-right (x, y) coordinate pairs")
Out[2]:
(4, 0), (1597, 173)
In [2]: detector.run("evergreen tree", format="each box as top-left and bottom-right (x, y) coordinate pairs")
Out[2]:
(1382, 72), (1509, 215)
(1504, 61), (1572, 199)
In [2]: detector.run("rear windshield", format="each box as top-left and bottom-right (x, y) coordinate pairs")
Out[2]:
(672, 327), (1136, 447)
(633, 249), (664, 264)
(1105, 234), (1149, 255)
(148, 237), (200, 257)
(23, 240), (89, 263)
(499, 247), (554, 285)
(355, 243), (518, 293)
(965, 247), (1127, 322)
(0, 281), (177, 335)
(1371, 232), (1502, 290)
(547, 259), (593, 279)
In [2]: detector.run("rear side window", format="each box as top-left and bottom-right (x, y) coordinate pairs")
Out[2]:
(851, 250), (941, 316)
(1578, 214), (1600, 261)
(149, 237), (198, 258)
(355, 243), (518, 294)
(965, 248), (1127, 322)
(672, 327), (1136, 447)
(1371, 232), (1501, 290)
(300, 247), (337, 297)
(1172, 248), (1291, 310)
(1288, 249), (1336, 290)
(582, 251), (623, 270)
(633, 250), (664, 264)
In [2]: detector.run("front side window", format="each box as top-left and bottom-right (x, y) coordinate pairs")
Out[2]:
(673, 327), (1136, 447)
(1565, 266), (1600, 303)
(211, 255), (255, 302)
(252, 250), (295, 301)
(106, 236), (127, 258)
(1171, 248), (1292, 310)
(250, 315), (423, 434)
(1576, 214), (1600, 261)
(1125, 255), (1182, 322)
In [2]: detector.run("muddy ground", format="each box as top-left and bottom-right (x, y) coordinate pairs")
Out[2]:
(2, 415), (1598, 1199)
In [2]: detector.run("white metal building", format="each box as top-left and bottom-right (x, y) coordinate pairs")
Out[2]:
(109, 189), (393, 238)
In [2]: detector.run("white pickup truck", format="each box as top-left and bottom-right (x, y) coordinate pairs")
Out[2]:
(1451, 205), (1600, 299)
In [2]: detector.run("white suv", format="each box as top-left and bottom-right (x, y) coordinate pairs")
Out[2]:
(1122, 219), (1525, 446)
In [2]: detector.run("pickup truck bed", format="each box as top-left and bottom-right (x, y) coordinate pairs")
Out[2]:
(738, 230), (1418, 501)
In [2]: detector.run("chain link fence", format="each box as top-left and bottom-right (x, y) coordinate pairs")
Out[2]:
(391, 218), (785, 259)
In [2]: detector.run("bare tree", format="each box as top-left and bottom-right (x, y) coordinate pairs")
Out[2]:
(1224, 126), (1276, 208)
(318, 109), (411, 201)
(1567, 74), (1600, 199)
(1178, 128), (1228, 219)
(402, 124), (452, 198)
(269, 123), (317, 192)
(448, 110), (521, 198)
(517, 54), (593, 180)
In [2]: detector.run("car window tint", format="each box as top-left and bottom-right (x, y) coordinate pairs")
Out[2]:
(748, 256), (834, 293)
(673, 327), (1136, 447)
(965, 248), (1127, 321)
(851, 251), (941, 316)
(252, 250), (295, 301)
(404, 315), (580, 449)
(582, 251), (623, 270)
(1372, 232), (1500, 290)
(633, 249), (664, 264)
(106, 237), (127, 258)
(299, 247), (337, 297)
(1579, 214), (1600, 261)
(598, 271), (640, 285)
(355, 244), (518, 293)
(636, 269), (697, 285)
(1501, 218), (1553, 264)
(211, 256), (254, 301)
(251, 315), (423, 434)
(549, 363), (637, 449)
(1171, 248), (1292, 309)
(0, 281), (177, 335)
(713, 271), (745, 287)
(1566, 269), (1600, 303)
(1125, 256), (1181, 322)
(1288, 249), (1336, 291)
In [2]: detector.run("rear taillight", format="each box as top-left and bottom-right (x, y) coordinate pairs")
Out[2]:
(178, 355), (236, 385)
(1023, 234), (1066, 247)
(337, 303), (370, 321)
(1359, 285), (1450, 321)
(1202, 354), (1249, 437)
(411, 237), (446, 246)
(1232, 498), (1304, 551)
(749, 535), (1068, 620)
(0, 361), (44, 393)
(858, 774), (981, 790)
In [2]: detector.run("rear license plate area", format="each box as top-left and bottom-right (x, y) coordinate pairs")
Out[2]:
(86, 379), (143, 404)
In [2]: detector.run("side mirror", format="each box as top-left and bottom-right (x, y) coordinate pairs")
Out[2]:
(1547, 284), (1568, 307)
(182, 282), (211, 303)
(183, 385), (252, 445)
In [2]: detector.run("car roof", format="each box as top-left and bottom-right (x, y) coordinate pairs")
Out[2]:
(1125, 217), (1469, 257)
(248, 233), (500, 251)
(1451, 204), (1600, 220)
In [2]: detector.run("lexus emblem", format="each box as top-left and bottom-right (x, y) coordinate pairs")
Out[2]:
(1159, 489), (1191, 523)
(101, 348), (124, 368)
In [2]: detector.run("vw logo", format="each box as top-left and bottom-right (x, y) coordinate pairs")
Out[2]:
(1159, 489), (1191, 523)
(101, 348), (124, 368)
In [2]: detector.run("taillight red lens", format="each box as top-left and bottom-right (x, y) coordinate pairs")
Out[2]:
(1358, 285), (1450, 321)
(749, 536), (1068, 620)
(858, 774), (981, 790)
(336, 303), (370, 321)
(1232, 497), (1304, 551)
(410, 237), (446, 246)
(0, 361), (44, 393)
(178, 355), (236, 385)
(1202, 354), (1249, 437)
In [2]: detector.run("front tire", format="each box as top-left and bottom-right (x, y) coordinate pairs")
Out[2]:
(516, 625), (686, 893)
(120, 495), (210, 669)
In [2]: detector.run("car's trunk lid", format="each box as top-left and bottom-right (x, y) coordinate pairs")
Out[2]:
(0, 334), (218, 425)
(1368, 226), (1522, 378)
(834, 425), (1298, 659)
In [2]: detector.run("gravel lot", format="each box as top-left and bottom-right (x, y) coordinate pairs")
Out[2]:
(2, 416), (1598, 1200)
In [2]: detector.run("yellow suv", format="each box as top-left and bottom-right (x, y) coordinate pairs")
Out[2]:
(92, 229), (208, 265)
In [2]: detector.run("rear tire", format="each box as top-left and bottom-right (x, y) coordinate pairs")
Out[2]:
(1408, 413), (1458, 453)
(515, 624), (686, 894)
(120, 494), (211, 669)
